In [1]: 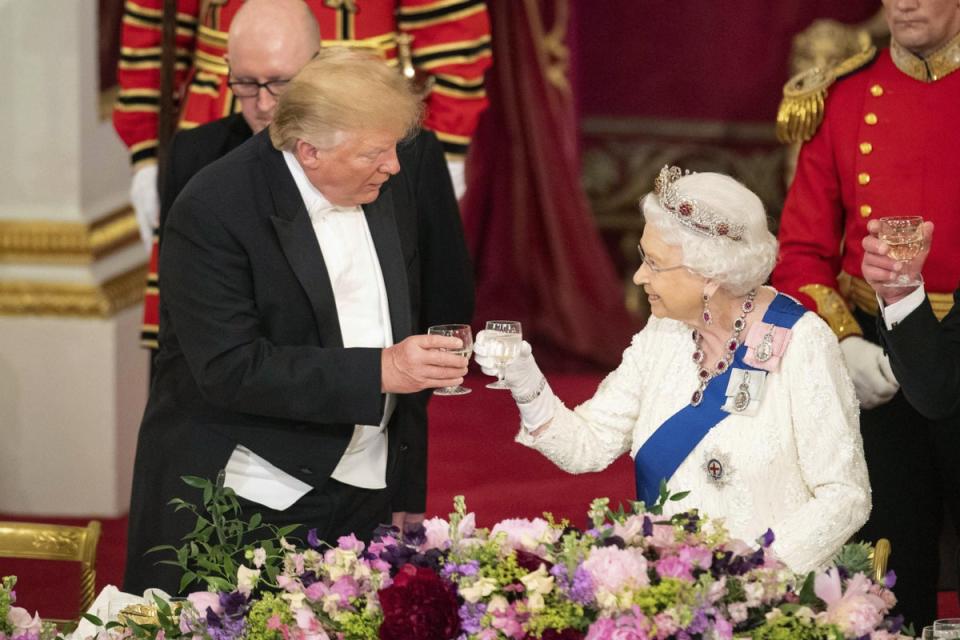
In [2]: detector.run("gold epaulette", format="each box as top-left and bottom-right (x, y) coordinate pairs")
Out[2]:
(776, 45), (877, 144)
(798, 283), (863, 341)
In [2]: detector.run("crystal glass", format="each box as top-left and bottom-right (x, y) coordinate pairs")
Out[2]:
(427, 324), (473, 396)
(484, 321), (522, 390)
(878, 216), (924, 287)
(921, 626), (934, 639)
(934, 619), (960, 638)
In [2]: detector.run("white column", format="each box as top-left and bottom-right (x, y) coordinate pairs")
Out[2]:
(0, 0), (148, 515)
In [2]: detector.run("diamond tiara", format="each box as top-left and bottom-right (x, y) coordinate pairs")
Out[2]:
(652, 166), (745, 241)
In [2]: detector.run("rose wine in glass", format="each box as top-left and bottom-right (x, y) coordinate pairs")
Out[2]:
(484, 321), (522, 390)
(427, 324), (473, 396)
(878, 216), (924, 287)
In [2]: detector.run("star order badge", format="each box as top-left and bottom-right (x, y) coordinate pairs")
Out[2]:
(703, 449), (735, 488)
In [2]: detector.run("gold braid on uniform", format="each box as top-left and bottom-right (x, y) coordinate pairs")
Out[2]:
(798, 284), (863, 341)
(776, 45), (877, 144)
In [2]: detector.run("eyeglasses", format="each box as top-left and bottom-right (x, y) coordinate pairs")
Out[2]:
(227, 78), (291, 98)
(637, 245), (686, 273)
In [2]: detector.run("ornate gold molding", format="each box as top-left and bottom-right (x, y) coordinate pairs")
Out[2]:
(0, 206), (140, 264)
(0, 265), (147, 317)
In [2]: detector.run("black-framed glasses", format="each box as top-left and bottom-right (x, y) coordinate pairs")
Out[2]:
(227, 78), (291, 98)
(637, 245), (686, 273)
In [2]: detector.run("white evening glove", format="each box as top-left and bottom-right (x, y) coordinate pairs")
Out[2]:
(840, 336), (899, 409)
(474, 330), (556, 430)
(446, 158), (466, 201)
(130, 164), (160, 252)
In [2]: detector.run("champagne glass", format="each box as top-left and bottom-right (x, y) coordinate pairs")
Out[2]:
(878, 216), (924, 287)
(484, 321), (522, 390)
(427, 324), (473, 396)
(934, 619), (960, 639)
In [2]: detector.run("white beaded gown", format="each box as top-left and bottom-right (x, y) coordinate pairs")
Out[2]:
(516, 303), (870, 574)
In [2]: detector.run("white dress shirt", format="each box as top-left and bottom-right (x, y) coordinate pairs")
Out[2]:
(223, 151), (395, 509)
(877, 284), (926, 330)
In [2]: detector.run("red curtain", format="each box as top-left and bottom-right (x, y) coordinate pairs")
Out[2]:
(461, 0), (638, 369)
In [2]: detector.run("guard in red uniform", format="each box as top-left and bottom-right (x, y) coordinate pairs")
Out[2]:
(773, 0), (960, 627)
(112, 0), (491, 349)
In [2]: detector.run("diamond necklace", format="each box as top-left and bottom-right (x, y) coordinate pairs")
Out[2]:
(690, 289), (757, 406)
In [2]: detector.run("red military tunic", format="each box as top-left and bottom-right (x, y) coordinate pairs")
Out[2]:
(114, 0), (492, 165)
(113, 0), (492, 348)
(773, 38), (960, 339)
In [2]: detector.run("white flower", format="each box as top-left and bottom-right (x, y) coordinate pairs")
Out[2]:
(252, 547), (267, 568)
(237, 565), (261, 596)
(459, 576), (498, 603)
(519, 566), (554, 597)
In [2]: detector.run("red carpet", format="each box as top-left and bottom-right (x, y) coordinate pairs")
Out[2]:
(3, 371), (958, 620)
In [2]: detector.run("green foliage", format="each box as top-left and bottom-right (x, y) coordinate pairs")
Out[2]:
(149, 472), (300, 593)
(832, 541), (874, 576)
(749, 613), (845, 640)
(245, 593), (295, 640)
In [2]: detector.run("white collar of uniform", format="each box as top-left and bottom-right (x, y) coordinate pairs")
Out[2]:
(281, 150), (360, 220)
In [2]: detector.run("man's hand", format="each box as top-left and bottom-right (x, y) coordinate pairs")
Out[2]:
(840, 336), (899, 409)
(861, 219), (934, 305)
(381, 334), (468, 394)
(130, 164), (160, 252)
(391, 511), (425, 533)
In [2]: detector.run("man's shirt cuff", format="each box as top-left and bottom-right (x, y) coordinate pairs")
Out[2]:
(878, 285), (926, 330)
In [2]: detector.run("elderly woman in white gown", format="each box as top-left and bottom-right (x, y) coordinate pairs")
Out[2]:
(474, 167), (870, 574)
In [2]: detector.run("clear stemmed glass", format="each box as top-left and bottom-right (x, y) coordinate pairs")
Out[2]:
(484, 321), (522, 390)
(934, 619), (960, 639)
(878, 216), (924, 287)
(427, 324), (473, 396)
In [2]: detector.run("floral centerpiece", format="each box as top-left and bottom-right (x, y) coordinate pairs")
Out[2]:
(3, 479), (911, 640)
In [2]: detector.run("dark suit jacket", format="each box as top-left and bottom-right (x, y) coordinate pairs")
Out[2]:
(159, 113), (252, 235)
(126, 126), (473, 591)
(879, 287), (960, 420)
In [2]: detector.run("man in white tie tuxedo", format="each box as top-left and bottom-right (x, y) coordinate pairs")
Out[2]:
(124, 47), (474, 595)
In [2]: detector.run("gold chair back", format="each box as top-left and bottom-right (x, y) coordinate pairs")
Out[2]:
(0, 520), (101, 619)
(871, 537), (892, 584)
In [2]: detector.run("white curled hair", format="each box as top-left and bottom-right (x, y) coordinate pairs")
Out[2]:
(641, 172), (778, 296)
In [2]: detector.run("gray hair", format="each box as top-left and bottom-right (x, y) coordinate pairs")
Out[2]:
(269, 48), (423, 151)
(641, 172), (778, 296)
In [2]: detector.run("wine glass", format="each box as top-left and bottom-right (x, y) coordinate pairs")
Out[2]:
(921, 627), (934, 640)
(934, 619), (960, 639)
(427, 324), (473, 396)
(484, 321), (522, 390)
(878, 216), (924, 287)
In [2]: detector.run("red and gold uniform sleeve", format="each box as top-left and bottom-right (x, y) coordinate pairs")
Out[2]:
(397, 0), (492, 158)
(772, 98), (864, 340)
(112, 0), (199, 168)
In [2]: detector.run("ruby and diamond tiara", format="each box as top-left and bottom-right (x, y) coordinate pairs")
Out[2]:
(653, 166), (744, 241)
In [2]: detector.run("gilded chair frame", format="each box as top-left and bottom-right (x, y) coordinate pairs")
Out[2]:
(0, 520), (101, 619)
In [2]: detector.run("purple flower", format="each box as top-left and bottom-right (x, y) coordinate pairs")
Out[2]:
(760, 528), (775, 548)
(883, 569), (897, 589)
(218, 591), (248, 617)
(458, 602), (487, 634)
(307, 528), (321, 549)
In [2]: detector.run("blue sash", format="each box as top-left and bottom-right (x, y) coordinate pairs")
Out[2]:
(633, 294), (806, 506)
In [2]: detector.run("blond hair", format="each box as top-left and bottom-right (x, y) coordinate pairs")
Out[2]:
(269, 48), (423, 151)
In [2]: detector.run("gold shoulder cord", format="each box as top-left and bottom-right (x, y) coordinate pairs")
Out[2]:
(799, 284), (863, 340)
(776, 46), (877, 144)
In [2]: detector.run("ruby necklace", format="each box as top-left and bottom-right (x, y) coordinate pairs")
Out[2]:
(690, 289), (757, 406)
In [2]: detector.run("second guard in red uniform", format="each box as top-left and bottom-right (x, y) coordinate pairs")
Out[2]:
(773, 0), (960, 627)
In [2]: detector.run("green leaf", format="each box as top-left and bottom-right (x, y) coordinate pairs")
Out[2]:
(249, 512), (262, 529)
(81, 613), (104, 626)
(670, 491), (691, 502)
(277, 524), (300, 537)
(181, 475), (210, 489)
(179, 572), (197, 593)
(797, 571), (819, 606)
(153, 594), (172, 616)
